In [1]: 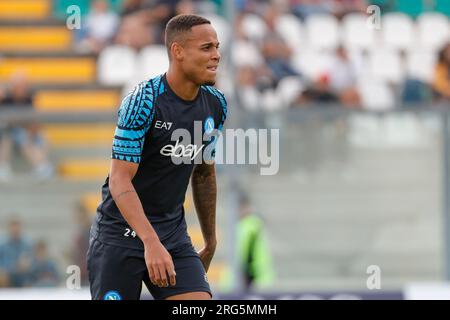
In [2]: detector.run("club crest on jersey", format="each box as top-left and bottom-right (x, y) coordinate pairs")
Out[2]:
(103, 290), (122, 300)
(204, 117), (214, 135)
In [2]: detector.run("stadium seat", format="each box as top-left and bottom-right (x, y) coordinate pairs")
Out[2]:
(435, 0), (450, 17)
(291, 49), (334, 81)
(358, 79), (396, 110)
(0, 26), (71, 52)
(239, 13), (268, 42)
(341, 13), (376, 51)
(232, 40), (264, 67)
(34, 89), (120, 111)
(368, 48), (405, 84)
(381, 13), (415, 51)
(0, 0), (50, 20)
(202, 13), (231, 51)
(406, 50), (437, 83)
(305, 14), (340, 50)
(274, 14), (305, 50)
(97, 45), (137, 86)
(394, 0), (425, 18)
(0, 57), (95, 84)
(261, 89), (285, 111)
(59, 159), (109, 181)
(42, 123), (115, 147)
(417, 13), (450, 51)
(276, 76), (304, 107)
(137, 45), (170, 81)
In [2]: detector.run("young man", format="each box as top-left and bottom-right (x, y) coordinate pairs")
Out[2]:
(87, 14), (227, 300)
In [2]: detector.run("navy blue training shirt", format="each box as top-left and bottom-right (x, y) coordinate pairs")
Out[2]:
(91, 74), (227, 250)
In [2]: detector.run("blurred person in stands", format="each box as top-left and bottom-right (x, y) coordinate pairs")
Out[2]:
(0, 218), (34, 287)
(78, 0), (120, 54)
(115, 0), (154, 50)
(28, 240), (60, 287)
(220, 193), (275, 292)
(328, 45), (361, 108)
(330, 0), (367, 19)
(120, 0), (146, 17)
(261, 5), (302, 87)
(0, 72), (53, 182)
(291, 0), (333, 19)
(433, 43), (450, 101)
(71, 201), (93, 286)
(297, 73), (338, 105)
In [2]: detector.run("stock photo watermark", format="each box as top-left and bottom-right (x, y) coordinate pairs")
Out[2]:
(366, 265), (381, 290)
(66, 5), (81, 30)
(66, 265), (81, 290)
(367, 5), (381, 30)
(159, 121), (280, 175)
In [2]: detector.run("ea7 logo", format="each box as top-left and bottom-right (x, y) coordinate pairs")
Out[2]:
(155, 120), (173, 130)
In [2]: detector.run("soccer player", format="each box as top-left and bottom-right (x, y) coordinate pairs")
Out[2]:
(87, 14), (227, 300)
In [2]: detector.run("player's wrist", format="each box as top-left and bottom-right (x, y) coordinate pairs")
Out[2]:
(204, 238), (217, 250)
(142, 234), (160, 248)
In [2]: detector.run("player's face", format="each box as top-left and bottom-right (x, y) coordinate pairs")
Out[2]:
(181, 24), (220, 86)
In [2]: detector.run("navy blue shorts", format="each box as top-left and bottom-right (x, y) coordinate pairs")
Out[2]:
(87, 238), (212, 300)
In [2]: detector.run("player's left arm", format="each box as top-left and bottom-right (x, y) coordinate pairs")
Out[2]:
(191, 161), (217, 272)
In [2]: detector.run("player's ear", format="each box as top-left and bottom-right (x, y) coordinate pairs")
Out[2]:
(171, 42), (184, 61)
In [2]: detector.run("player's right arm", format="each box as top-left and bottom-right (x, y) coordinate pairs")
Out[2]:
(108, 84), (176, 288)
(109, 160), (175, 288)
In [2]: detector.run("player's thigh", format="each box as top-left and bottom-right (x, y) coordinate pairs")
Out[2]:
(87, 238), (145, 300)
(143, 243), (212, 300)
(165, 291), (211, 300)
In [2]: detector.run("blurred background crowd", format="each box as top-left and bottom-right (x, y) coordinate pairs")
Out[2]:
(1, 0), (450, 298)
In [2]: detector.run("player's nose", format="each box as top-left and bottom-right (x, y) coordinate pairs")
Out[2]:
(211, 48), (220, 62)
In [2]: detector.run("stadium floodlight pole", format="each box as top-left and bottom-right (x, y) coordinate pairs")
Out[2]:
(442, 109), (450, 281)
(223, 0), (245, 294)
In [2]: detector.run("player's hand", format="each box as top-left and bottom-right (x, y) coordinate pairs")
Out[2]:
(144, 241), (176, 288)
(198, 245), (216, 273)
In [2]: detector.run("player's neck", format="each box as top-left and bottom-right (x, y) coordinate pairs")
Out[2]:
(165, 68), (200, 102)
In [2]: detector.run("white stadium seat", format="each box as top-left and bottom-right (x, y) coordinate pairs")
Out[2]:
(291, 49), (334, 81)
(137, 45), (169, 81)
(98, 45), (137, 86)
(368, 48), (405, 84)
(203, 13), (231, 51)
(358, 79), (395, 110)
(305, 14), (340, 50)
(232, 40), (264, 67)
(274, 14), (305, 50)
(406, 50), (437, 83)
(240, 13), (268, 42)
(381, 13), (415, 51)
(342, 13), (376, 51)
(276, 76), (304, 106)
(417, 13), (450, 51)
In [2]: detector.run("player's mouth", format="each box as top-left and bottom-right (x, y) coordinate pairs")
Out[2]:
(207, 66), (217, 72)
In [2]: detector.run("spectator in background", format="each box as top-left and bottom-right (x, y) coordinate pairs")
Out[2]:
(220, 193), (275, 292)
(291, 0), (333, 19)
(0, 218), (34, 287)
(120, 0), (146, 17)
(297, 73), (339, 105)
(432, 43), (450, 101)
(115, 0), (154, 50)
(330, 0), (367, 19)
(28, 240), (59, 287)
(261, 5), (302, 87)
(0, 72), (54, 182)
(328, 45), (361, 108)
(78, 0), (120, 54)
